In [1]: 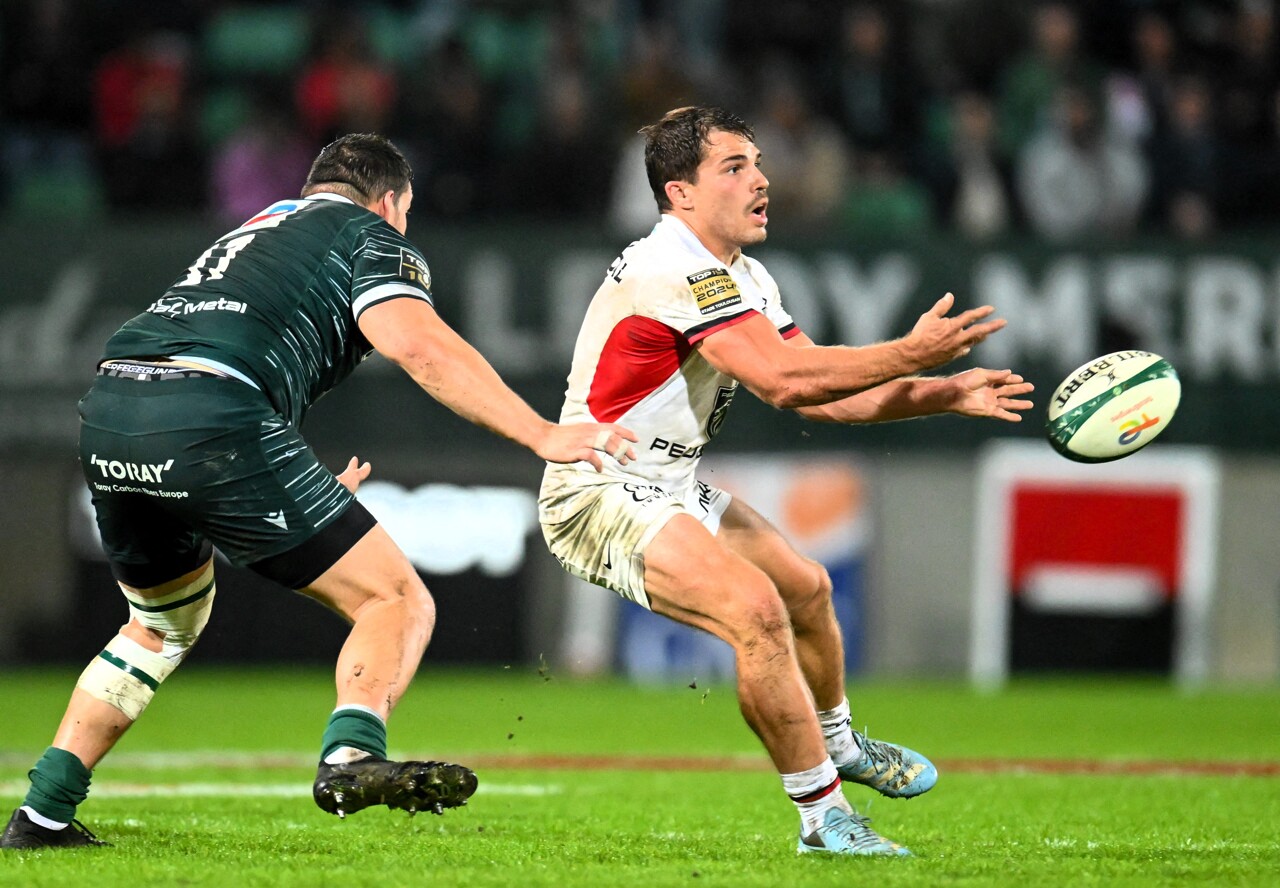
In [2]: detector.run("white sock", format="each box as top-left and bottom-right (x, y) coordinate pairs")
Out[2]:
(781, 758), (852, 835)
(322, 746), (375, 765)
(21, 806), (68, 830)
(817, 698), (862, 767)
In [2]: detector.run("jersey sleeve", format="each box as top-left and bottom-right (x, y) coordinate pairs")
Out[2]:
(640, 263), (757, 345)
(747, 258), (802, 340)
(349, 227), (435, 322)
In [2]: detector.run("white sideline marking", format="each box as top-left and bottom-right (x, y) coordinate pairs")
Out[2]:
(0, 780), (558, 799)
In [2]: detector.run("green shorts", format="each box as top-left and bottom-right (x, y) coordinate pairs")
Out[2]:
(79, 371), (375, 589)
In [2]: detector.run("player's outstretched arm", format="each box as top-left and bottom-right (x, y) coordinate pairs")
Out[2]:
(359, 299), (637, 471)
(697, 293), (1006, 409)
(797, 367), (1035, 424)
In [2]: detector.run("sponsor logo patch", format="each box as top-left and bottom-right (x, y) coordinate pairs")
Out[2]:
(707, 385), (736, 438)
(89, 454), (174, 484)
(147, 296), (249, 316)
(400, 249), (431, 287)
(687, 267), (742, 315)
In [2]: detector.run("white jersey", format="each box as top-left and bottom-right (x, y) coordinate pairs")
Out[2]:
(546, 214), (799, 504)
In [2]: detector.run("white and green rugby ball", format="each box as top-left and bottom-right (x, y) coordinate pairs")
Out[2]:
(1045, 350), (1181, 463)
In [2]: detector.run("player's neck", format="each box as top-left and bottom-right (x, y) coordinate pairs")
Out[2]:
(667, 213), (741, 266)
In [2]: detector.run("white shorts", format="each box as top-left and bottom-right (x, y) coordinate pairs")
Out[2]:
(538, 471), (731, 609)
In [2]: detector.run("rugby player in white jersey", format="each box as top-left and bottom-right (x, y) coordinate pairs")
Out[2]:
(539, 106), (1034, 857)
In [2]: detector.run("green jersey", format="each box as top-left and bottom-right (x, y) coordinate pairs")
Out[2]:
(102, 193), (434, 426)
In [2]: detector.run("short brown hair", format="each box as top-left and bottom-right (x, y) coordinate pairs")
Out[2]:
(640, 106), (755, 212)
(302, 133), (412, 204)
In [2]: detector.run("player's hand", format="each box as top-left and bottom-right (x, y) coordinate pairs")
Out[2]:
(904, 293), (1007, 370)
(536, 422), (639, 472)
(336, 456), (372, 493)
(947, 368), (1034, 422)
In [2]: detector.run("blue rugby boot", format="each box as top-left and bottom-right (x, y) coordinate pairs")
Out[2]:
(837, 730), (938, 799)
(797, 807), (911, 857)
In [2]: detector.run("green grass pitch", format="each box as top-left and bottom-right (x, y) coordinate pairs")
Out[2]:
(2, 668), (1278, 886)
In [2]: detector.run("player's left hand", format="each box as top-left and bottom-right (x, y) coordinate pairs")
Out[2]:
(337, 456), (372, 493)
(948, 368), (1034, 422)
(537, 422), (639, 472)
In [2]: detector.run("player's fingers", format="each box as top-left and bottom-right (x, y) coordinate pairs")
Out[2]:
(604, 426), (637, 460)
(1001, 398), (1035, 411)
(993, 408), (1023, 422)
(591, 429), (634, 463)
(955, 304), (996, 326)
(582, 447), (604, 472)
(337, 457), (370, 493)
(965, 318), (1007, 344)
(609, 423), (639, 443)
(929, 292), (955, 317)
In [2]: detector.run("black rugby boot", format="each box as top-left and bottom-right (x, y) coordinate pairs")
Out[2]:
(313, 757), (478, 818)
(0, 808), (109, 849)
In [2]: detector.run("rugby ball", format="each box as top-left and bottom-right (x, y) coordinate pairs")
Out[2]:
(1045, 350), (1181, 463)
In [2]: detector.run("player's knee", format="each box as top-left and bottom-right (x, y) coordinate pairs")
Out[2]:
(402, 579), (435, 636)
(789, 561), (834, 620)
(121, 619), (166, 652)
(377, 573), (436, 639)
(126, 566), (216, 663)
(723, 579), (791, 652)
(77, 564), (216, 719)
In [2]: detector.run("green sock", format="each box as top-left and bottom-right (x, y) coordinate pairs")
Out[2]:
(24, 747), (92, 824)
(320, 707), (388, 762)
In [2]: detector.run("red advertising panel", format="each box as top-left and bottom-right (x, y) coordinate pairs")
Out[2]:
(972, 442), (1219, 686)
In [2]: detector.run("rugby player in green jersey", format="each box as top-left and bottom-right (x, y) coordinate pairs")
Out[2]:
(1, 133), (638, 849)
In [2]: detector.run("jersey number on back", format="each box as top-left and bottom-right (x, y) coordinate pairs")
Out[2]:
(175, 234), (255, 287)
(174, 200), (308, 287)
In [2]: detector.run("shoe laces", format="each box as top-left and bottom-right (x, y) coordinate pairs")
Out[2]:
(70, 819), (107, 846)
(831, 809), (891, 852)
(853, 729), (904, 770)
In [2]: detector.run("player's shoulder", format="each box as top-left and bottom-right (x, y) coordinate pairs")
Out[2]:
(737, 250), (770, 275)
(627, 219), (730, 289)
(735, 250), (778, 286)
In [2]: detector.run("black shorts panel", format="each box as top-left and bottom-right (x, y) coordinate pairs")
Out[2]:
(246, 499), (377, 589)
(80, 374), (364, 584)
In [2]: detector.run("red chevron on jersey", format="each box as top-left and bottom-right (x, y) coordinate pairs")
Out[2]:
(552, 215), (800, 495)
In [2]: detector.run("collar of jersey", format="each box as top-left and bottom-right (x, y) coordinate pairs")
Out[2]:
(306, 192), (357, 205)
(656, 214), (742, 269)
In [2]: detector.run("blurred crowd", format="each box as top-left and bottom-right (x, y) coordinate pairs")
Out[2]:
(4, 0), (1280, 242)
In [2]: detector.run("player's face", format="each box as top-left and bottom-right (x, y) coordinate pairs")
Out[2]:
(685, 130), (769, 259)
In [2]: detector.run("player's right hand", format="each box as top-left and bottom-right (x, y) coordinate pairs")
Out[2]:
(336, 456), (372, 493)
(537, 422), (639, 472)
(905, 292), (1007, 370)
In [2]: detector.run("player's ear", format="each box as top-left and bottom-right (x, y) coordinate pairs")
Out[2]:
(665, 180), (694, 210)
(378, 190), (398, 217)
